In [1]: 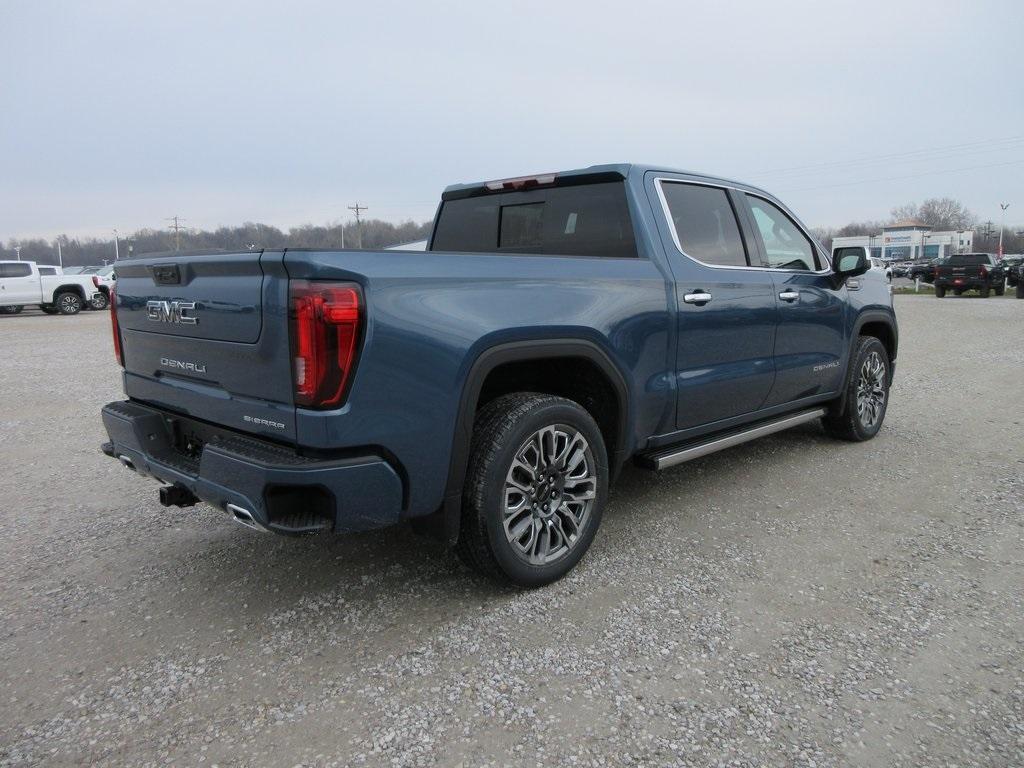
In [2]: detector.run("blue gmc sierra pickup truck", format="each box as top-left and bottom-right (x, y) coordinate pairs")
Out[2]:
(100, 164), (897, 587)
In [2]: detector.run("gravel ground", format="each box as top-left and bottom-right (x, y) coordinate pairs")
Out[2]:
(1, 296), (1022, 767)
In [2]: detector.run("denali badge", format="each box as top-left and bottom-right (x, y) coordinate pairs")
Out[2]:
(147, 300), (198, 325)
(160, 357), (207, 374)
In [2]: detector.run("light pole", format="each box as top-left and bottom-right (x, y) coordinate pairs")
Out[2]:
(998, 203), (1009, 258)
(56, 239), (63, 268)
(14, 246), (21, 261)
(113, 229), (120, 261)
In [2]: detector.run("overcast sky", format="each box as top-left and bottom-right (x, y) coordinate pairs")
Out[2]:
(3, 0), (1022, 241)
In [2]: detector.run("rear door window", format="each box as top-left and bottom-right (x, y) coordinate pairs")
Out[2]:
(659, 182), (749, 267)
(433, 182), (638, 258)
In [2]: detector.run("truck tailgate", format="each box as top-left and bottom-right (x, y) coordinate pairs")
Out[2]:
(113, 251), (297, 442)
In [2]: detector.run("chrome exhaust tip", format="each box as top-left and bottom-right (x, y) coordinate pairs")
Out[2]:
(226, 503), (268, 532)
(118, 454), (136, 471)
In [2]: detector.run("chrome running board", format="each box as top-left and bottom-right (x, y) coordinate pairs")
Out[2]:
(640, 408), (827, 471)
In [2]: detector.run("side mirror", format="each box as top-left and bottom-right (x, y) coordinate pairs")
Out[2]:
(831, 246), (870, 281)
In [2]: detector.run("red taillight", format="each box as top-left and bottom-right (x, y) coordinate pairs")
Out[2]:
(109, 286), (123, 367)
(979, 264), (988, 278)
(289, 281), (362, 408)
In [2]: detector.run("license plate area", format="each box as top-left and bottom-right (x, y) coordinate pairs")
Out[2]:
(164, 414), (232, 460)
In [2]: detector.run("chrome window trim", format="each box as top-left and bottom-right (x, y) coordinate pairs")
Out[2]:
(653, 176), (833, 275)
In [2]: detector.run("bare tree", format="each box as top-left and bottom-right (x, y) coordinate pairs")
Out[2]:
(890, 198), (976, 230)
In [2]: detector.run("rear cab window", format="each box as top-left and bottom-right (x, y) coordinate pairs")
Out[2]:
(946, 254), (989, 266)
(432, 182), (638, 259)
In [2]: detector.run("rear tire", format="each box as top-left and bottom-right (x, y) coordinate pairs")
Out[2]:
(56, 291), (82, 315)
(822, 336), (890, 442)
(0, 305), (22, 314)
(994, 283), (1004, 296)
(456, 393), (608, 588)
(1016, 283), (1024, 299)
(90, 292), (109, 310)
(935, 285), (946, 298)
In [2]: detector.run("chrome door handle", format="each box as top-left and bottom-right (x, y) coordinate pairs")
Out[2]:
(779, 290), (800, 302)
(683, 292), (713, 305)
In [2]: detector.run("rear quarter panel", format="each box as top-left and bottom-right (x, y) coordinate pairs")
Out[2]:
(284, 249), (673, 517)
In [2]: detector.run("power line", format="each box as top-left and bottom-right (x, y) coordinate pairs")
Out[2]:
(752, 135), (1024, 179)
(775, 157), (1024, 194)
(166, 215), (187, 251)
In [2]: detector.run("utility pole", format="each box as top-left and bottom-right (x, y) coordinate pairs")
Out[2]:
(347, 203), (367, 248)
(166, 216), (186, 251)
(998, 203), (1009, 258)
(113, 228), (120, 261)
(14, 246), (21, 261)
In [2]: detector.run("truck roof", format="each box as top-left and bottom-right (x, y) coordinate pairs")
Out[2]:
(442, 163), (773, 200)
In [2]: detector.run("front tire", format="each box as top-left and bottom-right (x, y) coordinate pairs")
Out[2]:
(56, 291), (82, 315)
(90, 292), (109, 310)
(994, 283), (1004, 296)
(979, 286), (990, 298)
(456, 393), (608, 588)
(823, 336), (891, 442)
(1017, 283), (1024, 299)
(935, 285), (946, 298)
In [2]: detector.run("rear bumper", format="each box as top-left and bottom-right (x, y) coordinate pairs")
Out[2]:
(934, 278), (991, 289)
(100, 400), (403, 534)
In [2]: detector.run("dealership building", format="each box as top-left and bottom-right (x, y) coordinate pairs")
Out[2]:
(832, 219), (974, 262)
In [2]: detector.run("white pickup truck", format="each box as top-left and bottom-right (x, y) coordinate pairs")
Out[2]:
(0, 261), (103, 315)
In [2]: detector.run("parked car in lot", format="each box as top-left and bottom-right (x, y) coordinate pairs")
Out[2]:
(933, 253), (1005, 298)
(87, 265), (116, 309)
(907, 259), (939, 283)
(891, 261), (912, 278)
(869, 257), (892, 281)
(0, 260), (103, 315)
(100, 164), (898, 587)
(1014, 264), (1024, 299)
(1003, 255), (1023, 287)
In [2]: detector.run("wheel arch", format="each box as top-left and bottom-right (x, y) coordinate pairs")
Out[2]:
(833, 311), (898, 416)
(53, 284), (87, 300)
(853, 311), (898, 367)
(437, 338), (630, 547)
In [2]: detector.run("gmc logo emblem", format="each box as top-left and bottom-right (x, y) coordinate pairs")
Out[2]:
(146, 300), (198, 325)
